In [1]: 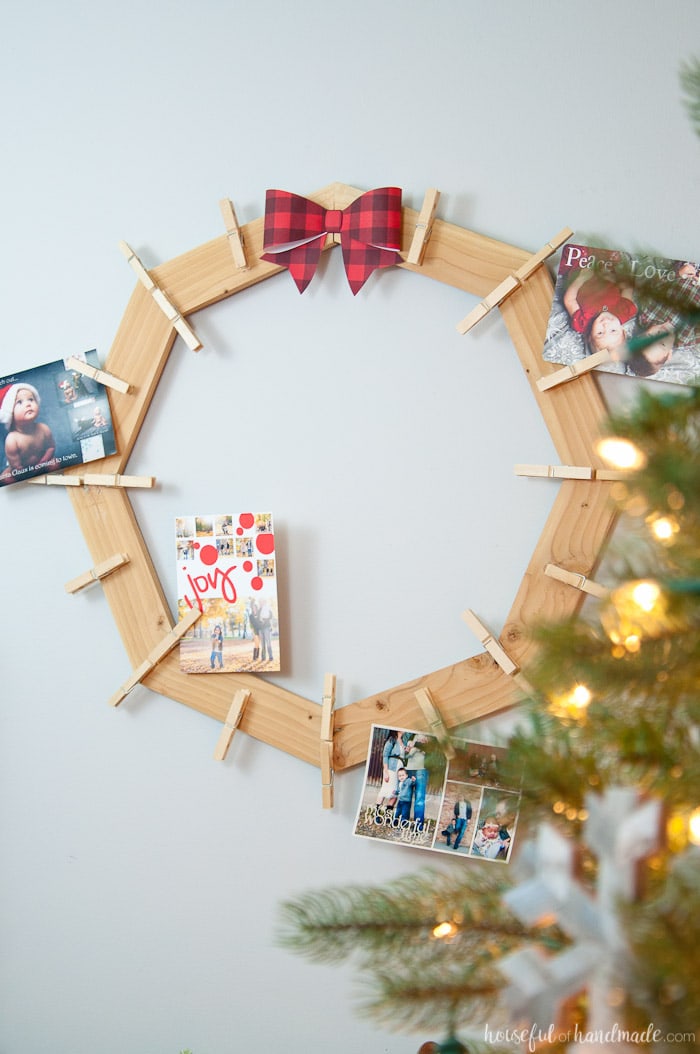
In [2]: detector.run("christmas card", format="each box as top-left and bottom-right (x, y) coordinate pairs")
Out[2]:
(543, 243), (700, 386)
(175, 512), (280, 674)
(353, 724), (520, 861)
(0, 351), (117, 487)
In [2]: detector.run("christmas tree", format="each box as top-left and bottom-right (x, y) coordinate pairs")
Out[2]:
(277, 64), (700, 1054)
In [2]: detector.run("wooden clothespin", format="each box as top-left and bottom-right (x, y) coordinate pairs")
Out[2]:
(65, 552), (130, 595)
(515, 463), (627, 482)
(544, 563), (608, 600)
(536, 350), (611, 392)
(64, 355), (131, 395)
(213, 688), (251, 761)
(27, 473), (82, 487)
(82, 473), (155, 489)
(461, 608), (532, 694)
(456, 226), (573, 335)
(119, 240), (202, 352)
(462, 608), (518, 675)
(108, 606), (201, 707)
(405, 188), (441, 266)
(414, 686), (455, 759)
(27, 472), (155, 489)
(320, 673), (336, 808)
(219, 198), (249, 271)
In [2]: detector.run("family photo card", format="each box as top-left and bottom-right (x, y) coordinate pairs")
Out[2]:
(543, 243), (700, 386)
(354, 724), (520, 862)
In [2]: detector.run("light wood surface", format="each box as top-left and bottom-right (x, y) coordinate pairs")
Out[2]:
(63, 182), (618, 771)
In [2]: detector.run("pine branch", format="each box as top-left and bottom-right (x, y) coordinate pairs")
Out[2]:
(681, 57), (700, 138)
(358, 963), (506, 1033)
(623, 848), (700, 1046)
(278, 868), (569, 1035)
(277, 868), (525, 964)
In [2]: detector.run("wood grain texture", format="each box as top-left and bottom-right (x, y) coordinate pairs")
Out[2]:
(65, 183), (617, 772)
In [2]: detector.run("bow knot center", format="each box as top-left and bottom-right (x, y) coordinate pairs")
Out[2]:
(324, 209), (344, 234)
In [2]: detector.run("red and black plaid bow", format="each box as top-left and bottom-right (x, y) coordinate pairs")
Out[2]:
(260, 187), (403, 294)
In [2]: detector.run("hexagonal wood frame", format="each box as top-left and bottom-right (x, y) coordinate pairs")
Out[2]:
(65, 182), (618, 773)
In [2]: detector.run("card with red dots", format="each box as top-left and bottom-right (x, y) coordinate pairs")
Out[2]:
(175, 512), (279, 673)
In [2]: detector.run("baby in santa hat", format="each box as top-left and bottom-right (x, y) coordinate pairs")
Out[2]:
(0, 383), (56, 482)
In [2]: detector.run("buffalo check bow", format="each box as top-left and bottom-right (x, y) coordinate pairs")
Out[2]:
(260, 187), (403, 294)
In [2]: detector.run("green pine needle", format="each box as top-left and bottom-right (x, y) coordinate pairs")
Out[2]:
(681, 58), (700, 138)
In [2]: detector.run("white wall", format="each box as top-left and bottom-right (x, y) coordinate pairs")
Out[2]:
(1, 3), (698, 1053)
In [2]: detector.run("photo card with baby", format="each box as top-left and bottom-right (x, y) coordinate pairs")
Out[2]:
(542, 243), (700, 386)
(176, 512), (280, 674)
(353, 724), (521, 863)
(0, 351), (117, 487)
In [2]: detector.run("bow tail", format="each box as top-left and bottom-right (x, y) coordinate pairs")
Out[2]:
(341, 240), (402, 296)
(260, 238), (325, 294)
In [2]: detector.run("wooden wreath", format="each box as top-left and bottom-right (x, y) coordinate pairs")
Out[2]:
(61, 182), (617, 779)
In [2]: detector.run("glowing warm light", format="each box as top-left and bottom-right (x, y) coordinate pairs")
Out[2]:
(595, 436), (647, 471)
(549, 684), (592, 721)
(667, 812), (689, 853)
(570, 684), (592, 708)
(602, 579), (669, 648)
(432, 921), (458, 939)
(631, 580), (661, 612)
(648, 515), (679, 543)
(689, 808), (700, 847)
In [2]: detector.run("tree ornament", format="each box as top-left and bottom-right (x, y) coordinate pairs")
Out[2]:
(500, 787), (663, 1048)
(436, 1035), (469, 1054)
(418, 1034), (469, 1054)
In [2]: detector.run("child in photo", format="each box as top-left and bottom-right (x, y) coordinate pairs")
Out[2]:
(471, 816), (511, 860)
(0, 383), (56, 482)
(393, 767), (416, 823)
(563, 268), (637, 359)
(92, 404), (108, 429)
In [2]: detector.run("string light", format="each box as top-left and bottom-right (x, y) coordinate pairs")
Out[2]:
(432, 921), (458, 940)
(601, 579), (669, 648)
(689, 808), (700, 847)
(630, 580), (662, 611)
(647, 513), (680, 544)
(573, 684), (592, 706)
(550, 684), (592, 720)
(595, 436), (647, 471)
(666, 808), (700, 852)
